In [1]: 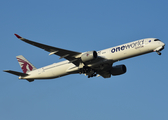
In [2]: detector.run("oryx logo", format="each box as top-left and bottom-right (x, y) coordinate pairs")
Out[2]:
(17, 58), (33, 73)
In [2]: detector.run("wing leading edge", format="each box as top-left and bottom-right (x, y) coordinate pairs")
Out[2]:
(14, 34), (82, 66)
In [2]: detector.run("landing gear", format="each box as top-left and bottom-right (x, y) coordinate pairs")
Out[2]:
(156, 51), (161, 55)
(80, 66), (97, 78)
(88, 73), (97, 78)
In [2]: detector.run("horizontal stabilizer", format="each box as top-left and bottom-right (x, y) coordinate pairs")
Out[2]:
(3, 70), (28, 76)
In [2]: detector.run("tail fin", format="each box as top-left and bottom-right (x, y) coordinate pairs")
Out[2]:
(16, 55), (37, 73)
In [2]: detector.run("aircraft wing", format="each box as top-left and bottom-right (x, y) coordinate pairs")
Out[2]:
(97, 71), (111, 78)
(96, 63), (112, 78)
(14, 34), (82, 66)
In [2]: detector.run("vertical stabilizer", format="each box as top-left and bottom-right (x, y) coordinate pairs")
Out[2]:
(16, 55), (37, 73)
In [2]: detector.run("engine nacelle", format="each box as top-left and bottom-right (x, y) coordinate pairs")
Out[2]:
(110, 64), (127, 76)
(81, 51), (97, 63)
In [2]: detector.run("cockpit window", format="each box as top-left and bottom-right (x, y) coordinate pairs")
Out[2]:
(154, 39), (161, 41)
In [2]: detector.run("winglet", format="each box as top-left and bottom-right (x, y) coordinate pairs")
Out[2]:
(14, 34), (22, 39)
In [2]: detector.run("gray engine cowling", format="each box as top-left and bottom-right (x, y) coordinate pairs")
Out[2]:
(81, 51), (97, 63)
(110, 64), (127, 76)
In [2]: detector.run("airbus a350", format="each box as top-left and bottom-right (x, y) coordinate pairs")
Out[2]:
(4, 34), (165, 82)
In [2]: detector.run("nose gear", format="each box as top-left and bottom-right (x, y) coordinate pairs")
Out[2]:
(156, 51), (161, 55)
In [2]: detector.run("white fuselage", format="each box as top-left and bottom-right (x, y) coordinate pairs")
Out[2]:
(20, 38), (165, 80)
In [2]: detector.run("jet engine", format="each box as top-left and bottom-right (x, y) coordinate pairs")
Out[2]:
(110, 64), (127, 76)
(81, 51), (97, 63)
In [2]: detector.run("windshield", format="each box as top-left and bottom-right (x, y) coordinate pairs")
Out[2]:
(154, 39), (161, 41)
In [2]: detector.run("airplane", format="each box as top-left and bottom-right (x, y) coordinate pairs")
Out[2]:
(4, 34), (165, 82)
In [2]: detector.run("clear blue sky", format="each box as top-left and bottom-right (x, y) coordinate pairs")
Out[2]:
(1, 0), (168, 120)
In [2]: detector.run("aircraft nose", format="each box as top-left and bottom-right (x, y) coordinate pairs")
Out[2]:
(160, 42), (165, 51)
